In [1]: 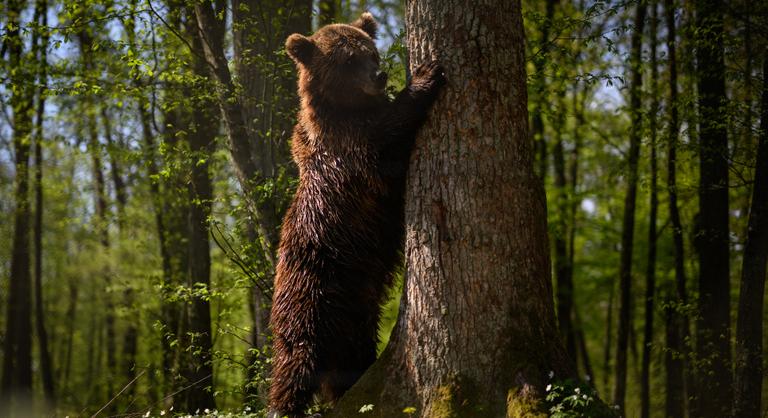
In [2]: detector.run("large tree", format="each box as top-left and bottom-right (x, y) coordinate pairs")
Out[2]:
(329, 1), (576, 416)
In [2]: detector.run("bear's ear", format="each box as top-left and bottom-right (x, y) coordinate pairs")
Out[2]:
(352, 12), (377, 38)
(285, 34), (315, 64)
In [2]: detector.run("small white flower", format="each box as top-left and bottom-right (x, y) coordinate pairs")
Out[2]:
(144, 411), (151, 418)
(583, 394), (588, 400)
(546, 384), (552, 392)
(548, 370), (555, 379)
(574, 387), (581, 394)
(244, 406), (251, 412)
(160, 411), (166, 416)
(170, 406), (174, 411)
(204, 409), (210, 414)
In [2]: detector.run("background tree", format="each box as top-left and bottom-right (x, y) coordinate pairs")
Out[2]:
(732, 50), (768, 418)
(693, 0), (732, 416)
(612, 1), (646, 413)
(1, 0), (36, 411)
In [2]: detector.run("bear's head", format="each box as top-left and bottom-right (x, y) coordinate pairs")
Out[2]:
(286, 12), (387, 108)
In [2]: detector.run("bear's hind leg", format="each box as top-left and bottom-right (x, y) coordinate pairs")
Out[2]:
(269, 338), (319, 418)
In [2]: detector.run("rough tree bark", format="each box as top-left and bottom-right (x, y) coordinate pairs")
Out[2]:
(330, 2), (574, 416)
(613, 1), (646, 413)
(731, 51), (768, 418)
(640, 3), (659, 417)
(663, 1), (689, 416)
(693, 0), (732, 416)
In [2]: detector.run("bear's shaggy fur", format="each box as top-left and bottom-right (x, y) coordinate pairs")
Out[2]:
(268, 12), (445, 417)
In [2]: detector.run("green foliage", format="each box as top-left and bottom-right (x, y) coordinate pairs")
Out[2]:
(544, 380), (617, 418)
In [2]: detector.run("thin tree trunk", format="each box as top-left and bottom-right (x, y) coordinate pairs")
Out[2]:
(693, 0), (732, 416)
(574, 310), (595, 383)
(123, 3), (179, 395)
(332, 2), (577, 416)
(613, 2), (646, 413)
(552, 94), (577, 367)
(194, 0), (282, 258)
(102, 106), (138, 404)
(158, 104), (192, 401)
(229, 0), (311, 404)
(732, 51), (768, 418)
(640, 5), (659, 418)
(1, 0), (34, 410)
(102, 107), (127, 223)
(87, 104), (118, 404)
(32, 0), (55, 406)
(79, 28), (118, 404)
(663, 1), (689, 416)
(180, 17), (218, 412)
(62, 279), (78, 392)
(603, 276), (614, 394)
(570, 84), (592, 381)
(531, 0), (556, 180)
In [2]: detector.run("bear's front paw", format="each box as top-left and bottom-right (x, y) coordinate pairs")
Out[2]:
(411, 59), (446, 93)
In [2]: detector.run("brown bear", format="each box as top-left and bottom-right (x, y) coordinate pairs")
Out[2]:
(268, 12), (445, 418)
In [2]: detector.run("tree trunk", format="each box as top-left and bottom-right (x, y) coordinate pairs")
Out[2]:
(123, 1), (183, 396)
(693, 0), (732, 416)
(663, 1), (689, 417)
(331, 2), (574, 416)
(86, 102), (118, 404)
(229, 0), (311, 404)
(61, 279), (78, 393)
(180, 18), (219, 412)
(102, 105), (138, 404)
(732, 51), (768, 418)
(530, 0), (556, 181)
(30, 0), (55, 406)
(603, 277), (614, 393)
(552, 94), (577, 367)
(194, 0), (282, 257)
(158, 103), (192, 401)
(570, 86), (592, 381)
(613, 2), (646, 413)
(1, 0), (34, 410)
(640, 4), (659, 418)
(102, 107), (128, 224)
(79, 28), (118, 404)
